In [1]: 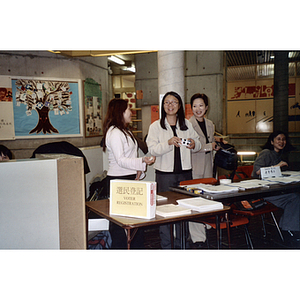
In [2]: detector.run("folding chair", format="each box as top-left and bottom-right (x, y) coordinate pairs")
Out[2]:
(179, 178), (252, 249)
(202, 214), (253, 249)
(231, 201), (284, 242)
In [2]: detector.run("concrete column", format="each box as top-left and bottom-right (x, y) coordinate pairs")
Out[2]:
(273, 51), (289, 133)
(157, 51), (185, 102)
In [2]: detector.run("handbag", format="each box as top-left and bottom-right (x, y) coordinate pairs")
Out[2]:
(214, 142), (238, 171)
(233, 199), (267, 211)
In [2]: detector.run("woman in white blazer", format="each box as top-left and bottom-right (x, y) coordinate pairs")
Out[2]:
(189, 94), (219, 179)
(147, 91), (201, 248)
(188, 93), (220, 248)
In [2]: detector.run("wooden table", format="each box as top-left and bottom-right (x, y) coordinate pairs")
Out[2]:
(86, 191), (231, 249)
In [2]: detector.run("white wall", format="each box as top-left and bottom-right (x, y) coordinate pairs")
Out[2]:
(80, 145), (104, 196)
(0, 159), (60, 249)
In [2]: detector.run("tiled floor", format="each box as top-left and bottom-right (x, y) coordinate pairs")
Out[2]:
(143, 208), (299, 250)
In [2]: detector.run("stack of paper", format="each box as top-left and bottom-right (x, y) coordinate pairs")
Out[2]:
(226, 179), (270, 190)
(263, 176), (300, 184)
(157, 195), (168, 201)
(281, 171), (300, 176)
(177, 197), (223, 212)
(156, 204), (192, 217)
(182, 183), (239, 194)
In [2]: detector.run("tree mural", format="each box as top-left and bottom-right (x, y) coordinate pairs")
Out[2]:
(15, 79), (73, 134)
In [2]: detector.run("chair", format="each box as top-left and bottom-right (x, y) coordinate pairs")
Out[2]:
(218, 165), (254, 181)
(231, 201), (284, 242)
(180, 177), (218, 186)
(179, 178), (252, 249)
(202, 214), (253, 249)
(220, 165), (284, 243)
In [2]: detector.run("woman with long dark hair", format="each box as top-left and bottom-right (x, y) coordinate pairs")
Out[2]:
(146, 91), (201, 248)
(102, 98), (154, 248)
(252, 130), (295, 177)
(252, 130), (300, 247)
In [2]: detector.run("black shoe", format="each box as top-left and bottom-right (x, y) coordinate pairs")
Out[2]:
(283, 230), (300, 248)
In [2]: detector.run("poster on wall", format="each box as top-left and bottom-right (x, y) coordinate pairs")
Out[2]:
(12, 77), (83, 138)
(0, 76), (15, 140)
(124, 92), (137, 132)
(84, 78), (102, 137)
(227, 79), (298, 134)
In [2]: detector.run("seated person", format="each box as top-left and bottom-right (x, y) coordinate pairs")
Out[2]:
(0, 145), (12, 161)
(252, 130), (300, 247)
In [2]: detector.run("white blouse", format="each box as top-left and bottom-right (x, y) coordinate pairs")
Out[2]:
(105, 126), (146, 176)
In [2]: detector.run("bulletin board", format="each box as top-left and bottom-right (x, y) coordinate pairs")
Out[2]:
(11, 77), (83, 139)
(84, 78), (103, 137)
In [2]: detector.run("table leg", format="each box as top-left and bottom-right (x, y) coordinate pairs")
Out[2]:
(180, 221), (186, 249)
(126, 228), (139, 250)
(225, 213), (231, 249)
(215, 215), (221, 249)
(85, 207), (89, 249)
(170, 224), (174, 249)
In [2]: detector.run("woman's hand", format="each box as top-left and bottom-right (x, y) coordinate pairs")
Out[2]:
(136, 171), (146, 180)
(135, 171), (142, 180)
(143, 156), (156, 165)
(256, 160), (289, 176)
(186, 139), (195, 149)
(212, 142), (221, 151)
(276, 161), (288, 168)
(168, 136), (182, 147)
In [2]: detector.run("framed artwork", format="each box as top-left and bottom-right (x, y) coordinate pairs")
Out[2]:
(0, 76), (15, 140)
(12, 77), (83, 138)
(84, 78), (102, 137)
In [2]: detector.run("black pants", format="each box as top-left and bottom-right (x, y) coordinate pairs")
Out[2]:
(107, 174), (145, 249)
(156, 170), (192, 249)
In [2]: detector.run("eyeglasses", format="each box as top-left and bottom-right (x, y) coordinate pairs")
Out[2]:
(164, 101), (179, 106)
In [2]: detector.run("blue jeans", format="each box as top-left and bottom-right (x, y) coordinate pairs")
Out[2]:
(266, 193), (300, 232)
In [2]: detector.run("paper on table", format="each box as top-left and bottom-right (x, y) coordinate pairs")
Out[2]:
(263, 176), (300, 184)
(177, 197), (223, 212)
(157, 195), (168, 201)
(226, 179), (270, 190)
(182, 183), (239, 194)
(281, 171), (300, 177)
(156, 204), (191, 217)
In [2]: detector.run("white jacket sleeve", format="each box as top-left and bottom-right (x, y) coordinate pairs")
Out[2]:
(108, 129), (146, 171)
(186, 120), (202, 153)
(146, 121), (173, 157)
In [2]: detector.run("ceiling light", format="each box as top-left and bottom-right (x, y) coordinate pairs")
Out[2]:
(48, 50), (61, 54)
(108, 56), (125, 65)
(125, 66), (136, 73)
(237, 151), (256, 155)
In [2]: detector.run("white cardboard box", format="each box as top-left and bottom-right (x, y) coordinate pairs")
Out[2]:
(110, 179), (156, 219)
(88, 218), (109, 231)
